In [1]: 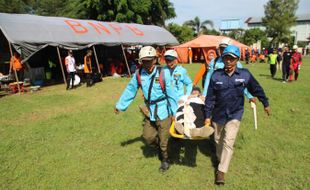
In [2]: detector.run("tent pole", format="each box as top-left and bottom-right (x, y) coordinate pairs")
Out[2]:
(56, 47), (67, 86)
(92, 46), (101, 74)
(121, 44), (131, 77)
(8, 42), (21, 95)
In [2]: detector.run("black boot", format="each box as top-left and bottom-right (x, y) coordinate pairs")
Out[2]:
(159, 160), (170, 172)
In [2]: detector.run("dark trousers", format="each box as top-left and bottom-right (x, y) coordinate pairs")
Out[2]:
(282, 63), (290, 81)
(270, 64), (276, 78)
(142, 117), (171, 161)
(86, 73), (92, 87)
(66, 72), (75, 89)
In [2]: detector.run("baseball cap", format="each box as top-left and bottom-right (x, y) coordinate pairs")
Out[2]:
(164, 49), (178, 61)
(219, 38), (232, 48)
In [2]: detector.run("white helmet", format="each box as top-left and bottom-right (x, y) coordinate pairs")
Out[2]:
(164, 49), (178, 60)
(293, 45), (298, 50)
(139, 46), (156, 60)
(219, 37), (231, 48)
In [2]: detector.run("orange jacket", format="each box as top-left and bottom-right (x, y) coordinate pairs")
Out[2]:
(10, 56), (22, 71)
(84, 55), (92, 73)
(193, 64), (206, 86)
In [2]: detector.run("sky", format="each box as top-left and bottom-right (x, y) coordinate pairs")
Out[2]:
(167, 0), (310, 29)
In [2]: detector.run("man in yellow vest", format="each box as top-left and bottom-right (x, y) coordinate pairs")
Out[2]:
(268, 49), (278, 78)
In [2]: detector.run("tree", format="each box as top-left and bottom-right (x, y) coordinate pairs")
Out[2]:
(242, 28), (269, 48)
(184, 16), (213, 36)
(262, 0), (299, 46)
(0, 0), (33, 13)
(62, 0), (176, 26)
(166, 23), (194, 43)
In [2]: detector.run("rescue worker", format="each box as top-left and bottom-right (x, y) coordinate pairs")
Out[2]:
(163, 49), (193, 102)
(289, 45), (302, 81)
(205, 45), (270, 185)
(9, 52), (24, 81)
(114, 46), (177, 172)
(84, 50), (93, 87)
(282, 47), (291, 83)
(188, 47), (193, 64)
(65, 50), (76, 90)
(192, 49), (216, 88)
(268, 49), (278, 78)
(202, 38), (255, 103)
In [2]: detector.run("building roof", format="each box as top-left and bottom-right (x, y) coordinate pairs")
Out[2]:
(245, 14), (310, 24)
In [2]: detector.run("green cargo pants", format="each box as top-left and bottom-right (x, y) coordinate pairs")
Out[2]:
(142, 117), (171, 161)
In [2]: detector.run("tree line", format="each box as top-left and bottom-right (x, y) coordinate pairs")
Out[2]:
(0, 0), (299, 47)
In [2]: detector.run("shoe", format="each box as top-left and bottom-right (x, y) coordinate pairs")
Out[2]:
(159, 161), (170, 172)
(282, 81), (286, 83)
(215, 170), (225, 185)
(174, 122), (184, 134)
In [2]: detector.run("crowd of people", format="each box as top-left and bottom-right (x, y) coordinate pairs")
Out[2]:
(114, 39), (271, 185)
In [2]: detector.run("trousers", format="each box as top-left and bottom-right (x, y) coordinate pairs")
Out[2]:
(142, 117), (171, 161)
(213, 119), (240, 173)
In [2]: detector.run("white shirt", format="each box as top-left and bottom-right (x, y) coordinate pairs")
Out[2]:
(65, 55), (76, 72)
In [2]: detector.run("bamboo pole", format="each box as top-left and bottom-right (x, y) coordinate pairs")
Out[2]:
(56, 47), (67, 86)
(121, 44), (131, 77)
(8, 42), (21, 95)
(92, 46), (101, 74)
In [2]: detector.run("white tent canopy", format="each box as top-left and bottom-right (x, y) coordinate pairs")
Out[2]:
(0, 13), (179, 61)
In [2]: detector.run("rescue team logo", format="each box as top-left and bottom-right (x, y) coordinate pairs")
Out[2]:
(215, 82), (223, 85)
(235, 79), (245, 82)
(64, 19), (144, 36)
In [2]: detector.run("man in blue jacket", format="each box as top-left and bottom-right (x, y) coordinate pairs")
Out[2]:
(115, 46), (177, 172)
(202, 38), (254, 103)
(205, 45), (270, 185)
(163, 49), (193, 102)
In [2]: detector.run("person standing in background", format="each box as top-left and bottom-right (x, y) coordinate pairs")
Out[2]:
(289, 45), (302, 81)
(84, 50), (93, 87)
(281, 47), (291, 83)
(65, 50), (76, 90)
(188, 47), (193, 64)
(9, 52), (24, 81)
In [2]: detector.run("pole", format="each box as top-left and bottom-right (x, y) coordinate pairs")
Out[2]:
(56, 47), (67, 86)
(92, 46), (101, 74)
(250, 102), (258, 130)
(121, 44), (131, 77)
(8, 42), (21, 95)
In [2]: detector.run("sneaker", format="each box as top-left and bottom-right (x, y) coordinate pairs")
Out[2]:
(174, 122), (184, 134)
(282, 81), (286, 83)
(215, 171), (225, 185)
(159, 161), (170, 172)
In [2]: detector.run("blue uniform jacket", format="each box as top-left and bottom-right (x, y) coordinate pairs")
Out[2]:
(163, 65), (193, 101)
(116, 66), (178, 121)
(202, 57), (254, 100)
(205, 68), (269, 125)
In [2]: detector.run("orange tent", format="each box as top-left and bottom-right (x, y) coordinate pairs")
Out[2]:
(173, 35), (250, 63)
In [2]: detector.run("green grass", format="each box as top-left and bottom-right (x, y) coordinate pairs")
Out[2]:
(1, 57), (310, 189)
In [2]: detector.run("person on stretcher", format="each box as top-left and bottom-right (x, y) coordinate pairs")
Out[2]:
(174, 87), (214, 138)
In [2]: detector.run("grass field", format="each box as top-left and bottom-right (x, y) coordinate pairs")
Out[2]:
(1, 57), (310, 189)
